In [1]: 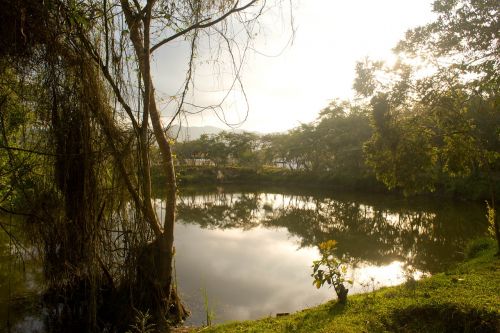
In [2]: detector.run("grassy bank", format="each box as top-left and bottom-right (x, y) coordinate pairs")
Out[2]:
(191, 239), (499, 333)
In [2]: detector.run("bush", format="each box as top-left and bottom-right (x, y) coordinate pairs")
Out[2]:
(311, 240), (353, 304)
(465, 238), (495, 259)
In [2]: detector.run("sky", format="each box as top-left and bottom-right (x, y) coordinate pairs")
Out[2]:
(152, 0), (436, 134)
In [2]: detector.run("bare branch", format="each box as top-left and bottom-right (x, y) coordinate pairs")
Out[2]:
(150, 0), (259, 53)
(165, 29), (198, 131)
(0, 144), (58, 157)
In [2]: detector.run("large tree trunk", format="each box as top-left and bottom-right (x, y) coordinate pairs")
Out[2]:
(120, 0), (180, 323)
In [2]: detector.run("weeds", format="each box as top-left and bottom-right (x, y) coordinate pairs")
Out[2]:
(465, 238), (494, 258)
(202, 287), (215, 326)
(403, 266), (417, 296)
(360, 276), (380, 303)
(125, 309), (156, 333)
(486, 201), (496, 238)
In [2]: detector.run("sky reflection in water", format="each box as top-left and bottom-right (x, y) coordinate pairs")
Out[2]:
(175, 224), (422, 325)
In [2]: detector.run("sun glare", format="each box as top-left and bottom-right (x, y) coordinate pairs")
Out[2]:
(153, 0), (436, 133)
(354, 260), (425, 290)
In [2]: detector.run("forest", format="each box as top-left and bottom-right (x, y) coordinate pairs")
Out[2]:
(0, 0), (498, 332)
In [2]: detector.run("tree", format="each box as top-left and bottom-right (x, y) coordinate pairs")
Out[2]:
(221, 131), (261, 167)
(1, 0), (292, 330)
(359, 0), (500, 252)
(76, 0), (291, 327)
(254, 100), (373, 181)
(315, 100), (373, 177)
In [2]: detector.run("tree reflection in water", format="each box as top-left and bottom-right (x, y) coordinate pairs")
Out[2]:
(176, 189), (487, 274)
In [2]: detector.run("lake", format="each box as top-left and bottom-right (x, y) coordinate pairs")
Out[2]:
(0, 186), (489, 330)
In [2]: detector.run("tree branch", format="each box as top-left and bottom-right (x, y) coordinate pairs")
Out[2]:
(78, 32), (141, 132)
(150, 0), (259, 53)
(165, 29), (198, 131)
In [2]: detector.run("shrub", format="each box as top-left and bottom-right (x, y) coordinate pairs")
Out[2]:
(465, 238), (494, 259)
(311, 240), (353, 304)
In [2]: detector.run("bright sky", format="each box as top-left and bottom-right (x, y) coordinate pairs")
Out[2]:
(152, 0), (436, 134)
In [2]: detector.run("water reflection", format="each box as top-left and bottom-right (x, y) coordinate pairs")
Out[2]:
(0, 188), (489, 328)
(0, 220), (43, 333)
(174, 225), (326, 324)
(171, 189), (487, 324)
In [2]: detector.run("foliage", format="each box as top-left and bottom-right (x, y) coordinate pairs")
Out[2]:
(486, 201), (496, 238)
(395, 0), (499, 94)
(356, 0), (500, 251)
(357, 0), (500, 197)
(203, 287), (216, 327)
(0, 63), (44, 210)
(465, 237), (495, 259)
(1, 0), (290, 330)
(174, 131), (262, 168)
(311, 240), (352, 304)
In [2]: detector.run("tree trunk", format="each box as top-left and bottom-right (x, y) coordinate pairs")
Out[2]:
(120, 0), (179, 322)
(336, 284), (349, 305)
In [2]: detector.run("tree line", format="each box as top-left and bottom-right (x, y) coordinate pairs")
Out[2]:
(173, 100), (372, 179)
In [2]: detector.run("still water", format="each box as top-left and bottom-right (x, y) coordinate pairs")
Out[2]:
(168, 187), (487, 325)
(1, 187), (489, 329)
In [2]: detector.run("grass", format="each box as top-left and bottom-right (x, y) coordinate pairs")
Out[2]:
(187, 239), (499, 333)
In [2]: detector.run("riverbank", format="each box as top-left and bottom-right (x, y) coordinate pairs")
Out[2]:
(169, 165), (388, 193)
(155, 165), (497, 201)
(185, 239), (499, 333)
